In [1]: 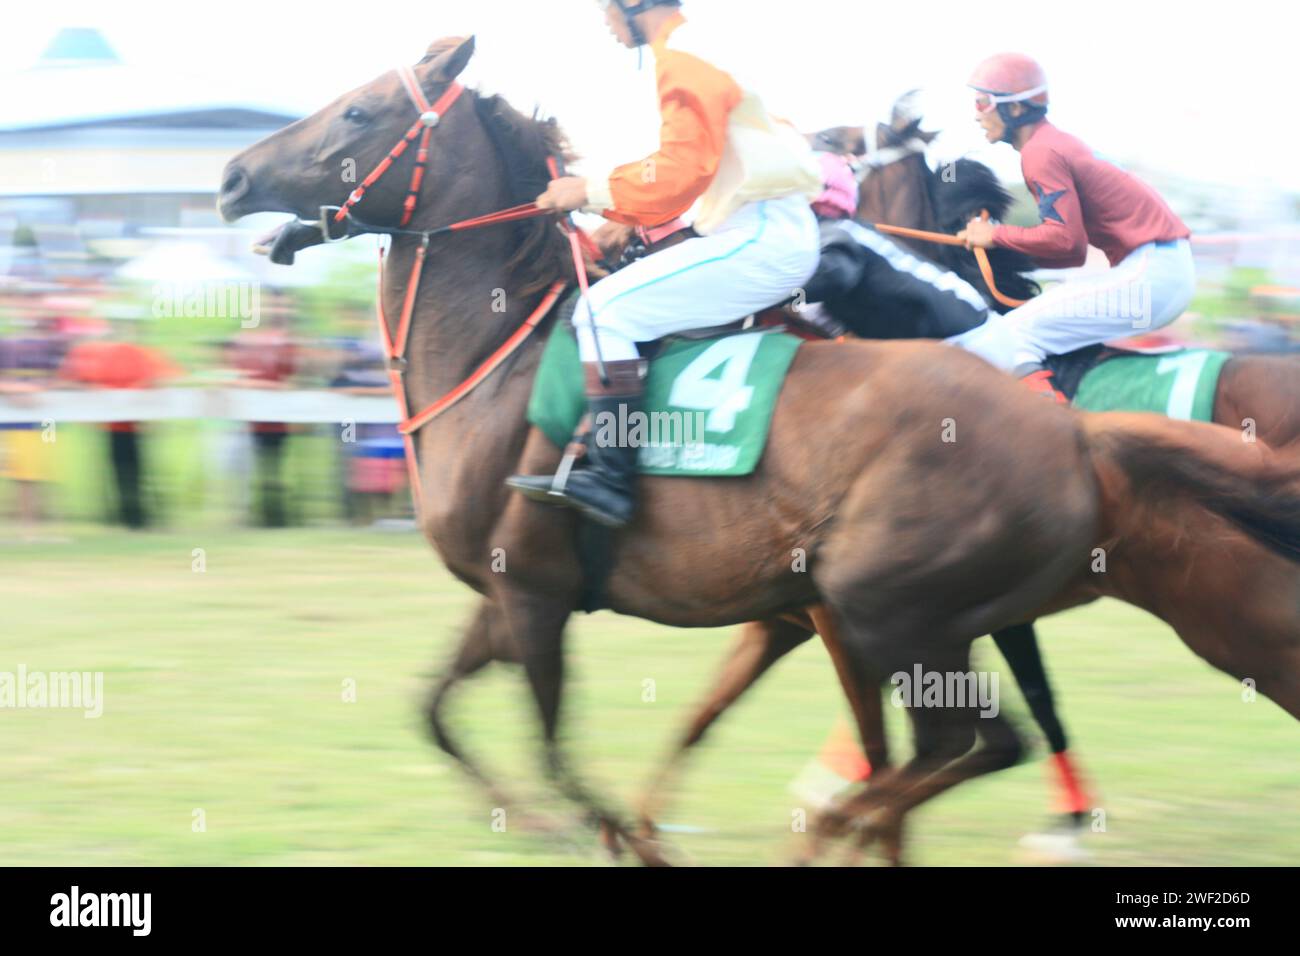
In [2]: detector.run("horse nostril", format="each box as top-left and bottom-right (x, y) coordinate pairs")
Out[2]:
(218, 165), (255, 222)
(222, 166), (250, 201)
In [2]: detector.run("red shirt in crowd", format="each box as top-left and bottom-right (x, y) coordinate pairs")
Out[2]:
(59, 341), (179, 432)
(230, 332), (297, 435)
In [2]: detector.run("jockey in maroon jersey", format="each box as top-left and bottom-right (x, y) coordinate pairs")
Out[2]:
(949, 53), (1195, 402)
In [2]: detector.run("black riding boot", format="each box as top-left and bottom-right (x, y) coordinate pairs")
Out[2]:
(507, 358), (646, 528)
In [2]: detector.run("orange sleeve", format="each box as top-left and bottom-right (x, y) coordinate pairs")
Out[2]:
(585, 48), (742, 227)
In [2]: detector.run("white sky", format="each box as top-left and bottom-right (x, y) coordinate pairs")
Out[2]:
(6, 0), (1296, 197)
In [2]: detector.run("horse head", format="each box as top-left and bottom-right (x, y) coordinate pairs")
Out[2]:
(218, 36), (569, 292)
(219, 38), (485, 229)
(843, 91), (1041, 313)
(854, 93), (941, 239)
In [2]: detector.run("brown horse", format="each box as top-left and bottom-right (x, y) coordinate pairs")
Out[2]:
(220, 39), (1300, 864)
(632, 111), (1300, 846)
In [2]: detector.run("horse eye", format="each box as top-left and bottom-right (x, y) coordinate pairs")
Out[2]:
(343, 106), (369, 124)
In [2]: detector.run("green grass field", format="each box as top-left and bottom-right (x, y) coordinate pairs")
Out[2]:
(1, 525), (1296, 866)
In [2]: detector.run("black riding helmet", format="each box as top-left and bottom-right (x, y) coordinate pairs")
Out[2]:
(602, 0), (682, 47)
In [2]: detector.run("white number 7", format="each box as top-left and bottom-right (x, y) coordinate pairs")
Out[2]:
(1156, 351), (1209, 420)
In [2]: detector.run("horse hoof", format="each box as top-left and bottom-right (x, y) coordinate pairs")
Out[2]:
(1016, 829), (1091, 865)
(625, 833), (672, 867)
(598, 821), (625, 859)
(634, 846), (672, 867)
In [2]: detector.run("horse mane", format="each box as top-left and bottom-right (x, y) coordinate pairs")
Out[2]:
(930, 158), (1012, 229)
(471, 92), (575, 296)
(925, 157), (1041, 312)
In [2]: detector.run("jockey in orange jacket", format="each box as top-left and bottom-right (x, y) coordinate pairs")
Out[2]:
(507, 0), (823, 527)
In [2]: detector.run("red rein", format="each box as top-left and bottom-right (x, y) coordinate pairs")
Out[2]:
(350, 67), (575, 516)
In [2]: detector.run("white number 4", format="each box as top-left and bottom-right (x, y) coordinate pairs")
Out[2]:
(667, 334), (762, 433)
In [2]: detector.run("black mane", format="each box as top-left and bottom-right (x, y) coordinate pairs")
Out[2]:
(926, 158), (1040, 312)
(930, 158), (1013, 229)
(471, 92), (575, 295)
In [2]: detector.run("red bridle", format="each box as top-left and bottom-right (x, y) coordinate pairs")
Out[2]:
(334, 68), (466, 229)
(331, 65), (592, 518)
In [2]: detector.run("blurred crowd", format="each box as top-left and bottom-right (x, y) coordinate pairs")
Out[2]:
(0, 279), (412, 538)
(3, 250), (1300, 539)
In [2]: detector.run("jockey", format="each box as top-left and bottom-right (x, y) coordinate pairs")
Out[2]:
(811, 151), (859, 222)
(803, 151), (991, 340)
(507, 0), (823, 528)
(948, 53), (1194, 401)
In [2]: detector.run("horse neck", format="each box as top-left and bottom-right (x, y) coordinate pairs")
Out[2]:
(857, 155), (939, 233)
(380, 229), (558, 545)
(381, 228), (528, 387)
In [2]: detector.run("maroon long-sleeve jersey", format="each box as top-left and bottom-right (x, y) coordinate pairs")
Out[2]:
(992, 122), (1189, 268)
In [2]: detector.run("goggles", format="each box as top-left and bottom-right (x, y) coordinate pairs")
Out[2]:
(973, 84), (1048, 114)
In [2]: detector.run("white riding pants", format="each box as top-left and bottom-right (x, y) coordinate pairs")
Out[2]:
(574, 195), (820, 362)
(946, 239), (1195, 370)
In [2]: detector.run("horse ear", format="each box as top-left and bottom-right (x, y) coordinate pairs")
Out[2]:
(421, 35), (475, 80)
(847, 126), (867, 156)
(889, 89), (924, 131)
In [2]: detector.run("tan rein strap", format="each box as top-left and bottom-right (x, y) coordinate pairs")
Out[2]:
(870, 210), (1028, 309)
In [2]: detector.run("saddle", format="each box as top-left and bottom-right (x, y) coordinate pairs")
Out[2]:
(1044, 344), (1163, 403)
(1044, 345), (1123, 402)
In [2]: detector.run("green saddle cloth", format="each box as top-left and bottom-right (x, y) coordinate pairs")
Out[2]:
(527, 319), (804, 477)
(1072, 349), (1231, 421)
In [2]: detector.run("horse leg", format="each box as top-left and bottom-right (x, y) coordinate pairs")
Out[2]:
(807, 638), (1025, 868)
(992, 622), (1092, 829)
(636, 615), (814, 836)
(802, 606), (904, 862)
(801, 683), (972, 866)
(497, 586), (669, 866)
(992, 622), (1067, 752)
(872, 697), (1025, 855)
(842, 704), (965, 865)
(423, 598), (531, 816)
(811, 620), (1088, 862)
(809, 607), (891, 775)
(792, 605), (912, 866)
(798, 446), (1089, 865)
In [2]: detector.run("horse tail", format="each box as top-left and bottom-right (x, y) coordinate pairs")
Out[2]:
(1085, 413), (1300, 565)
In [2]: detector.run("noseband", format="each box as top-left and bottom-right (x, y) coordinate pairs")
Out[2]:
(856, 135), (929, 183)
